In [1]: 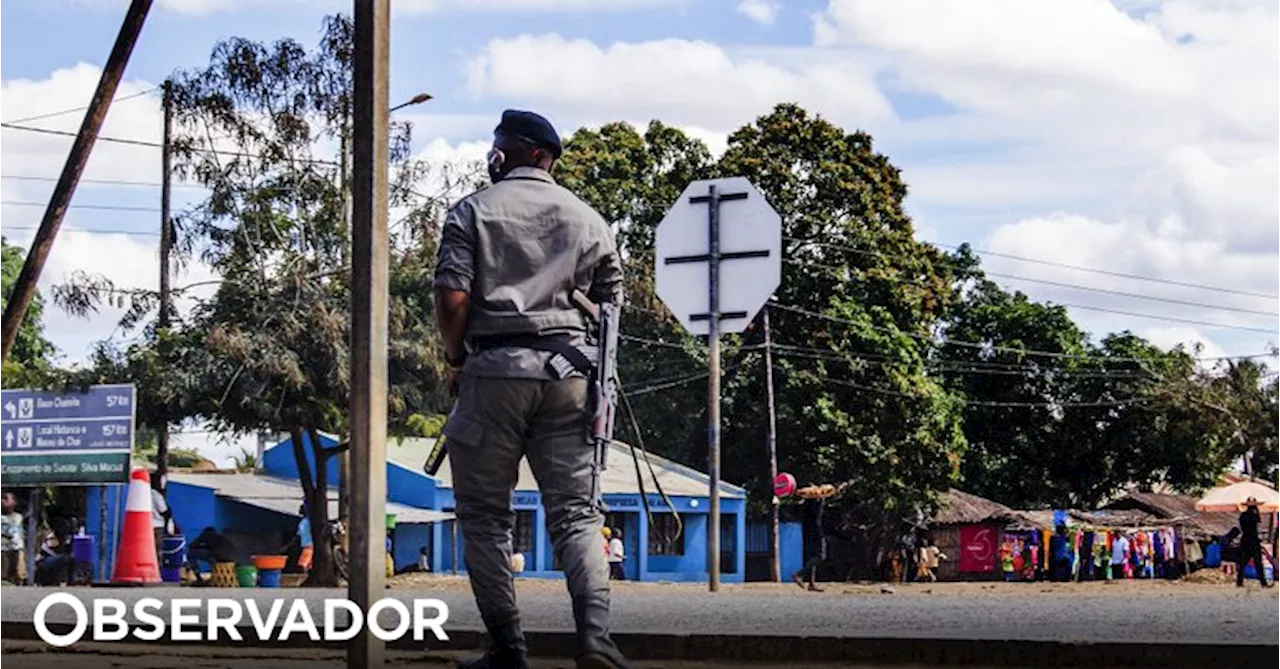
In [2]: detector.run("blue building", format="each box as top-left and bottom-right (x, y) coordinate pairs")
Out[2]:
(86, 433), (801, 583)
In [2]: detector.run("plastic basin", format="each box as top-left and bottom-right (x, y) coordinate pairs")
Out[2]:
(251, 554), (287, 571)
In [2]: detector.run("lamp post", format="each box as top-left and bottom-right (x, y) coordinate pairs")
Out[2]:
(336, 89), (433, 522)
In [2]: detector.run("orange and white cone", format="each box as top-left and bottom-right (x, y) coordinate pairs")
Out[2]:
(111, 468), (162, 584)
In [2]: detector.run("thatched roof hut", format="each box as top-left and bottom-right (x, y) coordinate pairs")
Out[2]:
(1103, 491), (1238, 539)
(930, 489), (1021, 525)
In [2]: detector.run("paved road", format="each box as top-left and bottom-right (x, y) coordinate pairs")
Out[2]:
(0, 641), (927, 669)
(3, 580), (1276, 646)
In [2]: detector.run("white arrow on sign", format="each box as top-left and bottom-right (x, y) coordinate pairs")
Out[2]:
(654, 176), (781, 336)
(3, 431), (11, 449)
(3, 402), (13, 418)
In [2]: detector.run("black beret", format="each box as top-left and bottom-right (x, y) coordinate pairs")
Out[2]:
(495, 109), (562, 159)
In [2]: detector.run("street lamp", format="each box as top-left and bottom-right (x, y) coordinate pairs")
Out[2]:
(390, 92), (433, 114)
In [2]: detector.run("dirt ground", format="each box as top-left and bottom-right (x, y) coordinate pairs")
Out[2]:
(0, 641), (936, 669)
(385, 571), (1274, 599)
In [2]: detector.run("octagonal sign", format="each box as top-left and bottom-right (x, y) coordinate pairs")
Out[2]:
(654, 176), (781, 337)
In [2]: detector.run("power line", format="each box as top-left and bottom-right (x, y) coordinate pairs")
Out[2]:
(984, 272), (1278, 317)
(1, 201), (161, 213)
(0, 122), (339, 166)
(781, 257), (1276, 336)
(786, 236), (1278, 301)
(1, 174), (206, 189)
(777, 362), (1152, 409)
(768, 347), (1162, 378)
(1, 225), (159, 237)
(769, 301), (1277, 364)
(2, 87), (157, 125)
(1047, 302), (1277, 335)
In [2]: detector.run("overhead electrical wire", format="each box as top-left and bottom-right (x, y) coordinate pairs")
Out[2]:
(786, 236), (1278, 301)
(780, 257), (1276, 335)
(1, 87), (158, 125)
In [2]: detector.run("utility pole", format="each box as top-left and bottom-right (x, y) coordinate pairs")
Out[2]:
(762, 305), (780, 583)
(348, 0), (390, 667)
(656, 177), (776, 593)
(337, 121), (350, 521)
(704, 184), (723, 593)
(156, 79), (173, 488)
(0, 0), (154, 361)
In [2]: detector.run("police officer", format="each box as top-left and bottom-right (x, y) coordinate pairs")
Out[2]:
(434, 109), (631, 669)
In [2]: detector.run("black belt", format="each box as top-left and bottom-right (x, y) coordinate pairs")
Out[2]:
(469, 334), (593, 376)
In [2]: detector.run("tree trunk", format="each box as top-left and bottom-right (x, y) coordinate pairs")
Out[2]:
(290, 426), (339, 587)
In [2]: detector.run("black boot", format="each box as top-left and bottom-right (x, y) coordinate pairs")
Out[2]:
(458, 623), (529, 669)
(575, 641), (633, 669)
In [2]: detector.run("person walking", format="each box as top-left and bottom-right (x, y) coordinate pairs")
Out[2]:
(434, 109), (629, 669)
(917, 538), (946, 583)
(1237, 498), (1272, 588)
(1050, 524), (1072, 583)
(608, 528), (626, 581)
(791, 485), (838, 591)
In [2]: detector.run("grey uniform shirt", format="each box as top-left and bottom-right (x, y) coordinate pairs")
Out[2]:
(434, 166), (623, 380)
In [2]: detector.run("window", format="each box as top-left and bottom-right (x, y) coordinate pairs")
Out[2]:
(648, 514), (683, 556)
(514, 510), (536, 557)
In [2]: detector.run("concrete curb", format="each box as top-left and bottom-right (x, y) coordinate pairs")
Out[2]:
(3, 621), (1275, 668)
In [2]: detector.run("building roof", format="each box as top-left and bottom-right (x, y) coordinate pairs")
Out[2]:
(168, 472), (455, 524)
(930, 489), (1020, 525)
(385, 436), (745, 499)
(1103, 491), (1238, 539)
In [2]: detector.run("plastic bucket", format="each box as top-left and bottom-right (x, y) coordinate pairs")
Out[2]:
(258, 568), (282, 588)
(236, 565), (258, 587)
(72, 535), (96, 563)
(160, 536), (187, 583)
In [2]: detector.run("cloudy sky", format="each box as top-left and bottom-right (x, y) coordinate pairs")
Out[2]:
(2, 0), (1277, 370)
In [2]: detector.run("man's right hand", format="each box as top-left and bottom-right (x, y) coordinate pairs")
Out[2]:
(447, 366), (463, 397)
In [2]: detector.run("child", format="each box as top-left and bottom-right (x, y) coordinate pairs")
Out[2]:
(1000, 540), (1015, 582)
(0, 491), (25, 585)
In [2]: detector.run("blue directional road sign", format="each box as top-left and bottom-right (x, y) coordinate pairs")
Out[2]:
(1, 383), (135, 486)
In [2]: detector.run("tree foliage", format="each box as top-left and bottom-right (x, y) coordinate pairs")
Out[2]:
(2, 237), (57, 384)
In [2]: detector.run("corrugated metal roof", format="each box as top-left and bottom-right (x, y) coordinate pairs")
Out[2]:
(385, 436), (745, 498)
(168, 472), (454, 524)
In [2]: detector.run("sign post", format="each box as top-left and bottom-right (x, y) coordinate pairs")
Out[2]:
(1, 384), (135, 487)
(655, 177), (781, 592)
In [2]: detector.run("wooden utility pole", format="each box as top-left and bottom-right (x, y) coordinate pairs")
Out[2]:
(337, 122), (350, 521)
(704, 184), (724, 593)
(156, 79), (174, 488)
(762, 306), (781, 583)
(0, 0), (154, 361)
(348, 0), (390, 667)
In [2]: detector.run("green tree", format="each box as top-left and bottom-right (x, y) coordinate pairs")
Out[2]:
(937, 248), (1264, 508)
(0, 237), (56, 368)
(558, 105), (968, 575)
(55, 14), (470, 585)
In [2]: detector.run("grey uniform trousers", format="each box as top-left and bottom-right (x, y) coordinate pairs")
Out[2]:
(444, 373), (616, 651)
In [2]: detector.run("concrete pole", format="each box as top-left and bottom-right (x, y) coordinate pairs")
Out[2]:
(348, 0), (391, 667)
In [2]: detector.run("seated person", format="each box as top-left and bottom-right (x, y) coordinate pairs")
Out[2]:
(34, 531), (76, 586)
(187, 527), (237, 584)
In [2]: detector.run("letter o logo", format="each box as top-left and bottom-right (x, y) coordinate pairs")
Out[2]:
(366, 599), (411, 641)
(34, 593), (89, 647)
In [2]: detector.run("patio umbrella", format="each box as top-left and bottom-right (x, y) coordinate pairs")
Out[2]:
(1195, 481), (1280, 513)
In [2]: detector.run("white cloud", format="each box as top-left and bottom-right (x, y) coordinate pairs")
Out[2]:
(463, 34), (893, 133)
(1141, 326), (1231, 361)
(145, 0), (680, 16)
(737, 0), (780, 25)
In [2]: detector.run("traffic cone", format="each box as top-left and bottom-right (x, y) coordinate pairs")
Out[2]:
(111, 468), (162, 584)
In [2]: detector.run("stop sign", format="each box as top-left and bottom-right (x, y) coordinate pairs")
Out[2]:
(654, 177), (782, 336)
